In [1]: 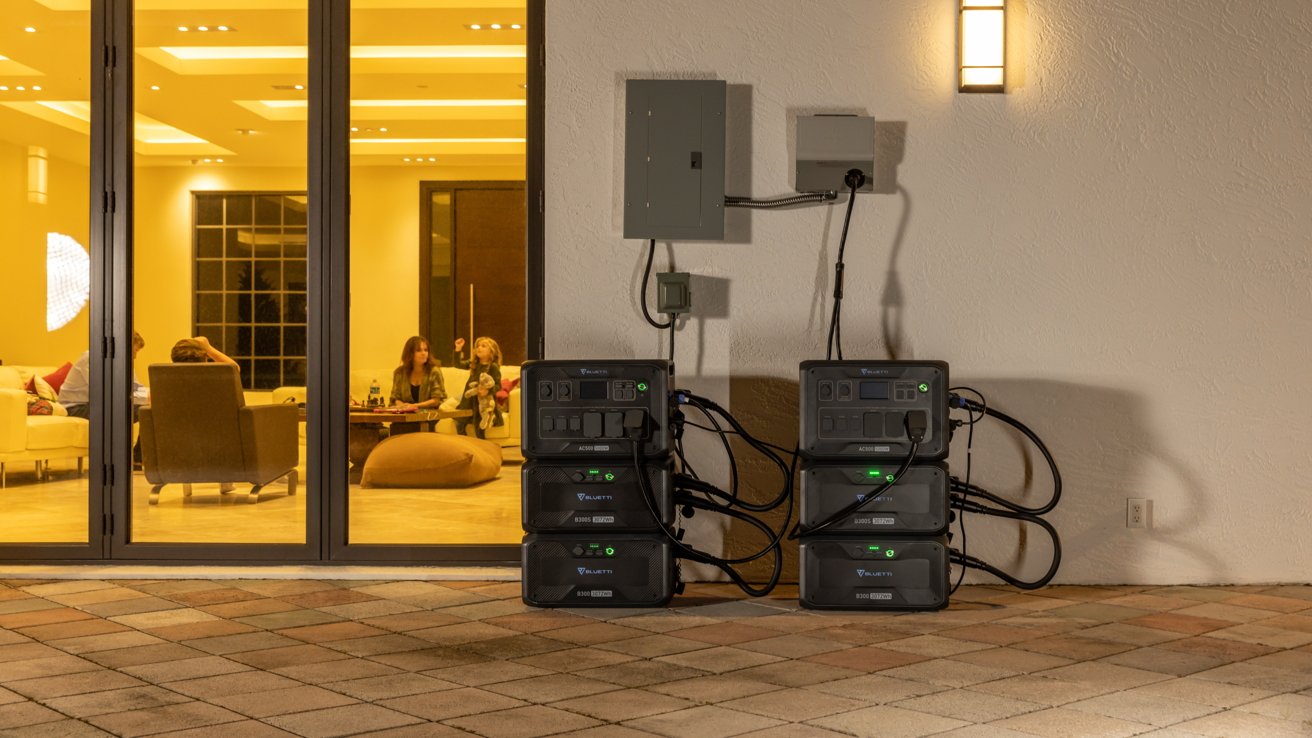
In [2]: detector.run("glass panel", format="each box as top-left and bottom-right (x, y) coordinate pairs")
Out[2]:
(0, 4), (92, 544)
(346, 1), (527, 546)
(130, 4), (308, 545)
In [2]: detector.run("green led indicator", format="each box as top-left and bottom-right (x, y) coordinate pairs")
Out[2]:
(885, 549), (896, 558)
(637, 382), (648, 392)
(604, 473), (615, 482)
(604, 547), (616, 556)
(867, 470), (882, 477)
(918, 383), (929, 393)
(885, 474), (896, 483)
(588, 543), (600, 549)
(867, 545), (880, 551)
(588, 469), (600, 475)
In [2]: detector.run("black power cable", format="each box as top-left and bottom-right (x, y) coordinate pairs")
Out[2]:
(949, 497), (1062, 589)
(948, 386), (986, 595)
(949, 394), (1062, 516)
(640, 238), (672, 329)
(825, 169), (866, 361)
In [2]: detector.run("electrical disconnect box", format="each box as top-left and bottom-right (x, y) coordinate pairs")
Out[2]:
(796, 115), (876, 194)
(624, 79), (726, 241)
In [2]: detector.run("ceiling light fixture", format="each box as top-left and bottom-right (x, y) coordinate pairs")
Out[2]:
(469, 24), (481, 30)
(427, 157), (436, 162)
(197, 26), (209, 32)
(32, 85), (41, 91)
(0, 86), (9, 91)
(150, 85), (160, 91)
(350, 126), (359, 131)
(217, 26), (230, 32)
(511, 24), (522, 30)
(178, 26), (189, 31)
(293, 84), (304, 90)
(403, 157), (411, 162)
(490, 23), (501, 29)
(379, 127), (388, 132)
(25, 27), (37, 33)
(16, 86), (26, 91)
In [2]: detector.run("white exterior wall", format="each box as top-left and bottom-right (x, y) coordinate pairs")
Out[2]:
(544, 1), (1312, 584)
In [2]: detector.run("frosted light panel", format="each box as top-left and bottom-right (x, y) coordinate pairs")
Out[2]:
(46, 232), (90, 331)
(960, 1), (1005, 92)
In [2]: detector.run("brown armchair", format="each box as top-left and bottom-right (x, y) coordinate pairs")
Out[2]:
(139, 363), (298, 505)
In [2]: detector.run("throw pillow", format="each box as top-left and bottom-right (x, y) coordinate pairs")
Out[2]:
(29, 376), (58, 401)
(42, 362), (74, 394)
(27, 398), (54, 416)
(361, 433), (501, 488)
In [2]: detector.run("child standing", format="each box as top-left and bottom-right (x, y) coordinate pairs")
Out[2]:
(454, 336), (503, 439)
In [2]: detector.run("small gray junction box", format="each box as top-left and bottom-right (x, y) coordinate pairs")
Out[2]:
(624, 79), (726, 241)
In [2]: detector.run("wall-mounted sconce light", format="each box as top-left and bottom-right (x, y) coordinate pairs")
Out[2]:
(959, 0), (1005, 92)
(28, 145), (48, 204)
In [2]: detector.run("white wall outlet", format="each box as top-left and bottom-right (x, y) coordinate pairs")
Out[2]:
(1127, 498), (1151, 528)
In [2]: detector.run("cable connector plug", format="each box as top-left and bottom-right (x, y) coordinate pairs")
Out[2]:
(905, 410), (928, 443)
(623, 409), (650, 440)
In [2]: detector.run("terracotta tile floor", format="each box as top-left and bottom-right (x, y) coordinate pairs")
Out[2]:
(2, 581), (1311, 737)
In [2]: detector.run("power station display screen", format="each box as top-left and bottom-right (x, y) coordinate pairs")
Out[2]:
(579, 380), (608, 400)
(859, 381), (889, 400)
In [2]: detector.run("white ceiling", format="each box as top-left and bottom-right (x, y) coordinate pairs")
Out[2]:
(0, 0), (527, 169)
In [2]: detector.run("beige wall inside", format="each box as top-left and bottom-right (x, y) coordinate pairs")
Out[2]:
(544, 0), (1312, 584)
(0, 142), (91, 367)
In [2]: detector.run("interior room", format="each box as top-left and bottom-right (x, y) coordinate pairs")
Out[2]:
(0, 0), (527, 547)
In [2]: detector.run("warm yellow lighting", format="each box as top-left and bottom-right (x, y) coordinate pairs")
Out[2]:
(28, 145), (48, 204)
(32, 85), (42, 91)
(47, 233), (90, 332)
(350, 138), (525, 144)
(960, 0), (1005, 93)
(259, 98), (525, 109)
(158, 45), (525, 61)
(25, 27), (37, 33)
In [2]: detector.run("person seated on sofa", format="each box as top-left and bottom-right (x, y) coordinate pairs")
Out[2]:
(453, 336), (503, 439)
(60, 331), (146, 420)
(388, 335), (446, 435)
(170, 336), (239, 367)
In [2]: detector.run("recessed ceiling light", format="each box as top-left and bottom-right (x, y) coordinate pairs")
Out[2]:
(25, 27), (37, 33)
(427, 157), (436, 162)
(203, 158), (212, 162)
(293, 84), (304, 90)
(403, 157), (411, 162)
(197, 26), (209, 32)
(218, 26), (230, 32)
(469, 24), (481, 30)
(350, 126), (359, 132)
(32, 85), (41, 91)
(0, 86), (8, 91)
(150, 85), (160, 91)
(178, 26), (189, 31)
(216, 158), (224, 163)
(16, 86), (26, 91)
(490, 23), (501, 29)
(236, 128), (255, 135)
(379, 127), (388, 132)
(511, 24), (522, 30)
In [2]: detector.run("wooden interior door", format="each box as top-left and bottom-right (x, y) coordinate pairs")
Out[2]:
(429, 182), (526, 365)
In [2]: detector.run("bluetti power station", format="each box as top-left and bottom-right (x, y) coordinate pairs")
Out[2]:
(520, 360), (676, 607)
(798, 361), (951, 610)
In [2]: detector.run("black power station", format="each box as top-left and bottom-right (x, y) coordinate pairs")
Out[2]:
(798, 361), (951, 610)
(520, 360), (676, 607)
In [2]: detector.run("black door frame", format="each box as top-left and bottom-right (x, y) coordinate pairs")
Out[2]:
(0, 0), (543, 565)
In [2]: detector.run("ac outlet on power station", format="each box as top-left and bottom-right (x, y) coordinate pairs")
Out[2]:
(1127, 498), (1151, 529)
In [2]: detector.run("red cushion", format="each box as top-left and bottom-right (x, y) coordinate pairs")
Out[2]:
(43, 362), (74, 394)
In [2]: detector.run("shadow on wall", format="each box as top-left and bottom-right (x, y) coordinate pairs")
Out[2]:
(707, 374), (1220, 586)
(719, 374), (801, 584)
(948, 378), (1222, 585)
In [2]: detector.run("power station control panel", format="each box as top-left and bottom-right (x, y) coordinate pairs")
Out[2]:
(799, 360), (949, 460)
(522, 360), (671, 459)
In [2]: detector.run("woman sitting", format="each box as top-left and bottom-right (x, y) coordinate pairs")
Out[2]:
(388, 335), (446, 434)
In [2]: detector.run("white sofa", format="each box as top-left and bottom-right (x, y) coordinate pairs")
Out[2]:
(0, 365), (90, 488)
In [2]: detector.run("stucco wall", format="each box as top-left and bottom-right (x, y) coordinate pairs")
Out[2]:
(544, 1), (1312, 584)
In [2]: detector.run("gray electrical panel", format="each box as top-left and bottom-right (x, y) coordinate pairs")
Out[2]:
(624, 79), (726, 241)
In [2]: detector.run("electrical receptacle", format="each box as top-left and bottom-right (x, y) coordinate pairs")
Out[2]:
(1127, 498), (1151, 529)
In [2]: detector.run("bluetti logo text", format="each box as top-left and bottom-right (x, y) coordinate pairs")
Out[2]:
(855, 569), (893, 578)
(577, 567), (614, 576)
(577, 493), (615, 502)
(859, 368), (891, 376)
(578, 368), (610, 376)
(854, 494), (893, 503)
